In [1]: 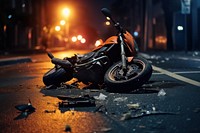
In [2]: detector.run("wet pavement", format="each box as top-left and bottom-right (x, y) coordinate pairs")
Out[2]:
(0, 50), (200, 133)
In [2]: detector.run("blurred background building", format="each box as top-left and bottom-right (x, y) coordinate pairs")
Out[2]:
(0, 0), (44, 51)
(0, 0), (199, 52)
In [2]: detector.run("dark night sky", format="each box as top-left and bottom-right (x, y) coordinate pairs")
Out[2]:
(79, 0), (115, 33)
(46, 0), (115, 36)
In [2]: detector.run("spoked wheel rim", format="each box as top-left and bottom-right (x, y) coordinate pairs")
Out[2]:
(109, 60), (145, 82)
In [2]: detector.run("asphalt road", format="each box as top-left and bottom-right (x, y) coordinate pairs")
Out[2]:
(0, 50), (200, 133)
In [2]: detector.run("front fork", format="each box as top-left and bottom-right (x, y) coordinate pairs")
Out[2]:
(119, 34), (127, 74)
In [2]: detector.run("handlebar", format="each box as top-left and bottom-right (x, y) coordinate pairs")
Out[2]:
(101, 8), (124, 34)
(51, 58), (72, 68)
(47, 52), (54, 59)
(47, 52), (72, 68)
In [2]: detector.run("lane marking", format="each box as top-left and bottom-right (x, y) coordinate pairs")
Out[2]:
(177, 57), (200, 62)
(153, 65), (200, 87)
(174, 71), (200, 74)
(153, 71), (200, 75)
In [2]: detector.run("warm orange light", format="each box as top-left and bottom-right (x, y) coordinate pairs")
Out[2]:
(155, 36), (167, 44)
(71, 36), (77, 42)
(80, 38), (86, 44)
(77, 35), (82, 40)
(55, 26), (61, 31)
(106, 17), (110, 20)
(62, 8), (70, 17)
(95, 39), (103, 47)
(43, 26), (47, 31)
(3, 25), (7, 32)
(60, 20), (66, 25)
(105, 21), (110, 26)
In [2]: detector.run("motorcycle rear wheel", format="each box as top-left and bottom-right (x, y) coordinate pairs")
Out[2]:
(104, 56), (152, 92)
(43, 66), (73, 86)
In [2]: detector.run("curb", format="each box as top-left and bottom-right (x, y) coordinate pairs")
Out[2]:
(0, 57), (32, 66)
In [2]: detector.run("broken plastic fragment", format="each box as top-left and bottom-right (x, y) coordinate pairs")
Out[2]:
(113, 97), (127, 102)
(15, 99), (35, 112)
(65, 125), (72, 132)
(44, 110), (56, 113)
(127, 103), (140, 109)
(94, 93), (107, 100)
(152, 107), (156, 111)
(94, 105), (108, 114)
(100, 127), (112, 132)
(121, 110), (178, 120)
(120, 112), (132, 120)
(157, 89), (166, 96)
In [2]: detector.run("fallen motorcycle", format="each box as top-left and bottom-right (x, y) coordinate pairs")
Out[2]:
(43, 8), (152, 92)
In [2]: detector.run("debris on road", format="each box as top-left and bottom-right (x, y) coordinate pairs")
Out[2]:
(121, 104), (178, 121)
(121, 108), (178, 121)
(45, 82), (78, 90)
(94, 105), (108, 114)
(120, 112), (132, 120)
(65, 125), (72, 132)
(14, 111), (35, 120)
(120, 110), (177, 121)
(44, 110), (56, 113)
(14, 99), (36, 120)
(113, 97), (127, 102)
(94, 93), (107, 101)
(157, 89), (166, 96)
(98, 127), (112, 132)
(15, 99), (35, 112)
(58, 94), (96, 108)
(127, 103), (140, 110)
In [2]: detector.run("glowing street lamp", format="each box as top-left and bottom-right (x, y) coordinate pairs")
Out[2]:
(105, 21), (110, 26)
(77, 35), (82, 40)
(61, 8), (70, 43)
(60, 20), (66, 26)
(80, 38), (86, 44)
(71, 36), (77, 42)
(106, 17), (110, 20)
(62, 8), (70, 17)
(55, 26), (61, 31)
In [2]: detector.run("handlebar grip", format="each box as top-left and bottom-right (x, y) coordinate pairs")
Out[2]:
(47, 52), (54, 59)
(51, 58), (72, 68)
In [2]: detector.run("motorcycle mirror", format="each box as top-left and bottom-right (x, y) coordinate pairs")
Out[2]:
(101, 8), (112, 18)
(101, 8), (117, 25)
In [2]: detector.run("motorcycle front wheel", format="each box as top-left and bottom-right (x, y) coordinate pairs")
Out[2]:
(43, 66), (73, 86)
(104, 56), (152, 92)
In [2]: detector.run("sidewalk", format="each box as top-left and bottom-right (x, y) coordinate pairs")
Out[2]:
(0, 56), (32, 66)
(0, 47), (67, 66)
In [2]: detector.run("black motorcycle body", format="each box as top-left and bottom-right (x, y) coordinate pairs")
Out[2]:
(43, 8), (152, 92)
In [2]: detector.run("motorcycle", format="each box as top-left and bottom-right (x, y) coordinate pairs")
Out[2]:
(43, 8), (152, 92)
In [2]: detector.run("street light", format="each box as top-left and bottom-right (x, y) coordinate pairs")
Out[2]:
(60, 20), (66, 26)
(62, 8), (70, 17)
(77, 35), (82, 40)
(55, 26), (61, 31)
(62, 8), (70, 44)
(105, 21), (110, 26)
(80, 38), (86, 44)
(71, 36), (77, 42)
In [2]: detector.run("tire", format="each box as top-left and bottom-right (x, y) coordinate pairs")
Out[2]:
(43, 66), (73, 86)
(104, 56), (152, 92)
